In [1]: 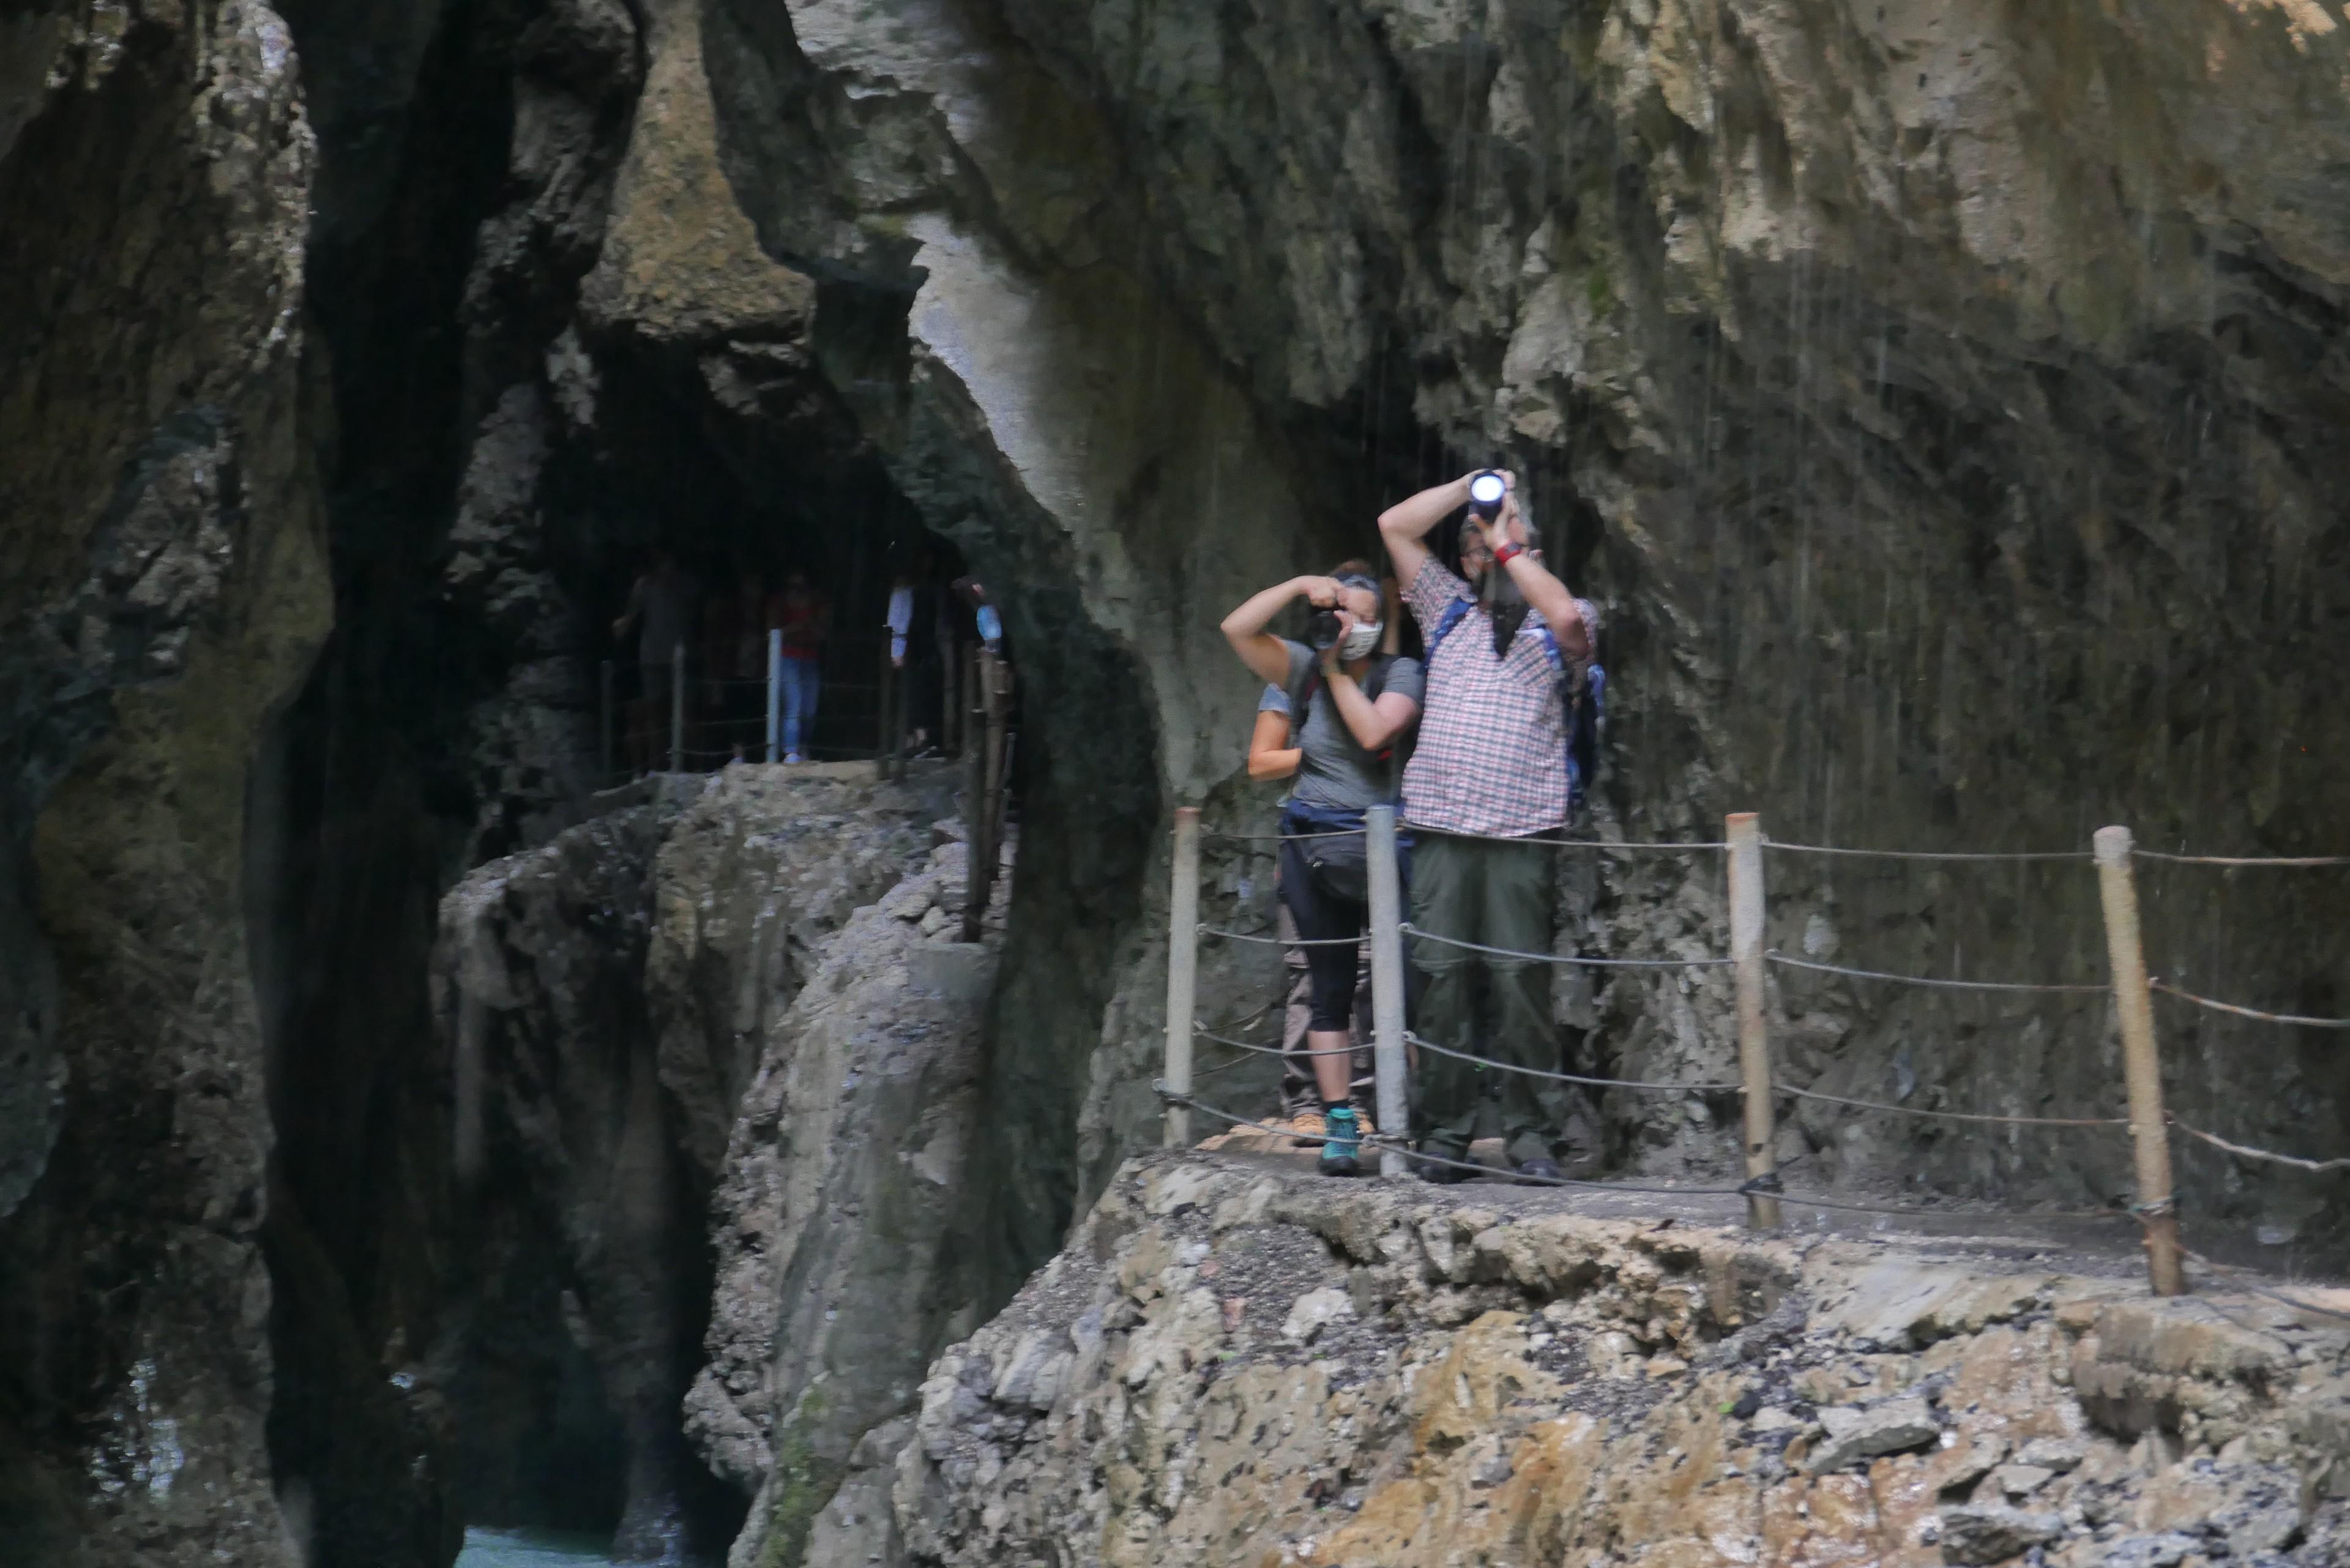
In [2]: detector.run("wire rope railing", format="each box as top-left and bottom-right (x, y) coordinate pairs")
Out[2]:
(1763, 841), (2092, 864)
(1199, 823), (1729, 851)
(2171, 1118), (2350, 1174)
(1404, 1031), (1742, 1094)
(1766, 951), (2109, 995)
(1198, 924), (1363, 948)
(1401, 925), (1735, 969)
(2134, 849), (2350, 868)
(1773, 1081), (2128, 1129)
(2151, 980), (2350, 1030)
(1155, 805), (2350, 1301)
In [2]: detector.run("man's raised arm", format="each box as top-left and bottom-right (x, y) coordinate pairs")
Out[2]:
(1479, 479), (1589, 659)
(1378, 474), (1473, 586)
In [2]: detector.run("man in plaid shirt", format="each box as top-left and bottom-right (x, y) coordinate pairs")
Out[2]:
(1380, 469), (1597, 1182)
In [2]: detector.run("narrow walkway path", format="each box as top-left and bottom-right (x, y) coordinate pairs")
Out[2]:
(1193, 1143), (2350, 1301)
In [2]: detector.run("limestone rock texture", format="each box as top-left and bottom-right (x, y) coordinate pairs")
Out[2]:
(681, 804), (1011, 1568)
(680, 0), (2350, 1228)
(433, 763), (974, 1558)
(8, 0), (2350, 1564)
(896, 1152), (2350, 1568)
(0, 4), (328, 1564)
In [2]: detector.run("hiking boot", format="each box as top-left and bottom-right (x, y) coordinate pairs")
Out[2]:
(1515, 1157), (1565, 1186)
(1319, 1108), (1362, 1178)
(1411, 1143), (1474, 1184)
(1288, 1109), (1376, 1144)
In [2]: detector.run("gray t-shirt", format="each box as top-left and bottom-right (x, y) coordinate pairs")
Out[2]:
(1276, 640), (1424, 815)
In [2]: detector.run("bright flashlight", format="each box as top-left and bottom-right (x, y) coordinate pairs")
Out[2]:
(1467, 471), (1507, 520)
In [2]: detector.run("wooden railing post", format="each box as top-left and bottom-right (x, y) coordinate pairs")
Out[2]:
(765, 629), (781, 764)
(960, 655), (988, 942)
(669, 640), (685, 774)
(982, 653), (1009, 830)
(1726, 813), (1781, 1229)
(878, 640), (897, 779)
(1164, 807), (1202, 1148)
(600, 659), (615, 780)
(1366, 806), (1410, 1177)
(2094, 825), (2185, 1297)
(942, 643), (962, 757)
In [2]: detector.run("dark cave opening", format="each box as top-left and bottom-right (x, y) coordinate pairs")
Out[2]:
(546, 346), (972, 783)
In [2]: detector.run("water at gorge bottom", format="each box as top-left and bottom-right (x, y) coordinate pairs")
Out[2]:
(452, 1529), (623, 1567)
(453, 1526), (728, 1567)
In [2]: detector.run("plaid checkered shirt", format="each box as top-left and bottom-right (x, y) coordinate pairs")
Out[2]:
(1400, 559), (1579, 838)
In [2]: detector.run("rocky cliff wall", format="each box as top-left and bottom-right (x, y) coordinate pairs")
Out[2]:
(432, 764), (975, 1560)
(668, 0), (2350, 1231)
(897, 1152), (2350, 1568)
(0, 5), (328, 1563)
(7, 1), (2350, 1565)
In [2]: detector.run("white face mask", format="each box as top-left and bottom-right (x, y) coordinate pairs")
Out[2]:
(1337, 621), (1382, 661)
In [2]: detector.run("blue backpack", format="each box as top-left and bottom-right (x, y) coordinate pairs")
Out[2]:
(1425, 597), (1606, 812)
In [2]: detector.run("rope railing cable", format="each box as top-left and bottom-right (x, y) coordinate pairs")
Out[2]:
(2178, 1244), (2350, 1324)
(1762, 840), (2092, 864)
(2170, 1118), (2350, 1173)
(1193, 1023), (1356, 1060)
(1402, 924), (1736, 969)
(1766, 950), (2110, 995)
(1204, 827), (2350, 863)
(1199, 998), (1276, 1034)
(2150, 980), (2350, 1030)
(1196, 924), (1363, 948)
(1198, 826), (1367, 843)
(2134, 849), (2350, 868)
(1772, 1081), (2128, 1129)
(1408, 823), (1728, 853)
(1404, 1031), (1742, 1094)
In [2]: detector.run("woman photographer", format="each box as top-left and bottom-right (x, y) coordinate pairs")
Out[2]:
(1220, 562), (1422, 1176)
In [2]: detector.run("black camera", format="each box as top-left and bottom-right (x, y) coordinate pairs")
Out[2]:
(1467, 471), (1508, 521)
(1309, 608), (1343, 650)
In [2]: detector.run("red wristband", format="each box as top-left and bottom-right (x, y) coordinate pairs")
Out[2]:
(1494, 540), (1524, 567)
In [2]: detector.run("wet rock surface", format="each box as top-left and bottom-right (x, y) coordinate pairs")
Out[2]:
(0, 4), (326, 1563)
(678, 776), (1012, 1568)
(12, 0), (2350, 1564)
(895, 1152), (2350, 1568)
(433, 763), (968, 1559)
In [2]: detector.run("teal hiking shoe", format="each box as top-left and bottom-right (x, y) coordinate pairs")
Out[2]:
(1318, 1107), (1362, 1178)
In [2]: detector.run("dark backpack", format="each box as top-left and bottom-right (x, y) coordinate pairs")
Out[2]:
(1424, 598), (1606, 812)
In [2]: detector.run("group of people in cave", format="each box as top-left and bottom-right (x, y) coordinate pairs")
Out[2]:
(611, 545), (1003, 772)
(1221, 468), (1600, 1182)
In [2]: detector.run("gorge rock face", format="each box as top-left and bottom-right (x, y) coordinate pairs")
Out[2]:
(9, 0), (2350, 1564)
(0, 4), (326, 1563)
(433, 764), (963, 1557)
(688, 0), (2350, 1230)
(682, 805), (1012, 1568)
(895, 1152), (2350, 1568)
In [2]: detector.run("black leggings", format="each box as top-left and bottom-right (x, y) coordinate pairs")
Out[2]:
(1279, 834), (1370, 1034)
